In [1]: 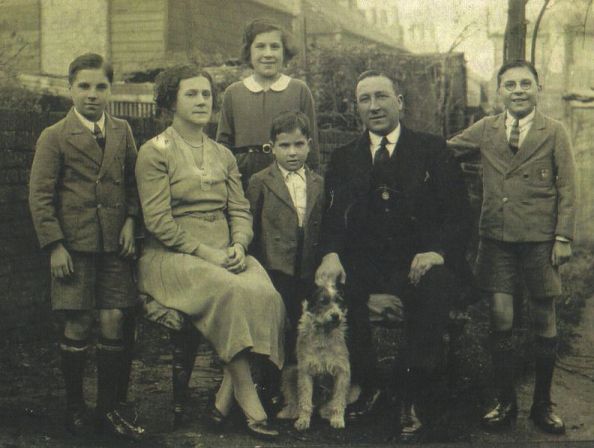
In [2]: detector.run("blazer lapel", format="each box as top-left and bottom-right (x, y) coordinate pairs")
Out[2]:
(484, 113), (514, 174)
(507, 110), (548, 173)
(64, 109), (103, 167)
(351, 132), (373, 188)
(98, 114), (126, 179)
(263, 164), (297, 213)
(303, 168), (322, 225)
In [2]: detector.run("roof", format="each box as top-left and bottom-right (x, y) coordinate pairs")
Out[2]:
(304, 0), (406, 50)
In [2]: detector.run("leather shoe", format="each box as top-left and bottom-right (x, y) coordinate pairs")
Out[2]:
(347, 388), (383, 420)
(530, 402), (565, 435)
(400, 404), (423, 441)
(97, 410), (145, 441)
(65, 407), (87, 435)
(246, 419), (279, 439)
(207, 404), (228, 429)
(481, 399), (518, 430)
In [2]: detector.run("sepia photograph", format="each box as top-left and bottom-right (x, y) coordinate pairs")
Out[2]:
(0, 0), (593, 446)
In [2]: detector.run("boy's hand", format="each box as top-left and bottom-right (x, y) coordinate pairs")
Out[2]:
(50, 242), (74, 279)
(197, 245), (231, 268)
(551, 240), (572, 266)
(119, 217), (136, 258)
(408, 251), (444, 286)
(226, 243), (246, 274)
(315, 253), (346, 286)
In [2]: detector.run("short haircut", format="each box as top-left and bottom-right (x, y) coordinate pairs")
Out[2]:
(496, 60), (539, 87)
(153, 65), (215, 111)
(240, 18), (297, 67)
(270, 110), (311, 141)
(68, 53), (113, 85)
(356, 70), (400, 95)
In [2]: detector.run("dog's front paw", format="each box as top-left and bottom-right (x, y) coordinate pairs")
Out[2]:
(294, 416), (311, 431)
(330, 415), (345, 429)
(277, 405), (298, 420)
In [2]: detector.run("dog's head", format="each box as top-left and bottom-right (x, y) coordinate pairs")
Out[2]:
(303, 283), (347, 331)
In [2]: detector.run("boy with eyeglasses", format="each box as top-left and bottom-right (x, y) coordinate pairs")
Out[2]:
(447, 60), (576, 434)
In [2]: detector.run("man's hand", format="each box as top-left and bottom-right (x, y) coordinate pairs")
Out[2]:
(118, 217), (136, 258)
(315, 252), (346, 286)
(551, 240), (572, 267)
(50, 242), (74, 279)
(408, 251), (444, 286)
(226, 243), (247, 274)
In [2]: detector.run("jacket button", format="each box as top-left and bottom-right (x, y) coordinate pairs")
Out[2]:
(502, 197), (508, 203)
(97, 204), (102, 209)
(96, 178), (101, 184)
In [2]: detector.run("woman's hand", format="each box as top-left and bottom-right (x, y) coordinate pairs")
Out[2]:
(226, 243), (247, 274)
(197, 245), (231, 268)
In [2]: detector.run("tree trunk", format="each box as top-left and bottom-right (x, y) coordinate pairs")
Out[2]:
(504, 0), (527, 62)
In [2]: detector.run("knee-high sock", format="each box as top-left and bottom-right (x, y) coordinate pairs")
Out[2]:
(117, 310), (136, 403)
(490, 330), (515, 403)
(60, 337), (89, 411)
(97, 337), (125, 414)
(533, 336), (558, 405)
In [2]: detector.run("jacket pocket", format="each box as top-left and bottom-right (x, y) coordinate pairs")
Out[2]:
(523, 163), (553, 187)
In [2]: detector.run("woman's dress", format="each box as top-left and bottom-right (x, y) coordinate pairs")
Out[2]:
(136, 127), (285, 367)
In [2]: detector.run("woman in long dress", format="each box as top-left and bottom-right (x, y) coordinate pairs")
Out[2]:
(135, 65), (285, 438)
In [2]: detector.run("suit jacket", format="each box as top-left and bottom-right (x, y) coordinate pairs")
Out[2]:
(29, 108), (139, 252)
(447, 110), (576, 242)
(246, 163), (324, 281)
(320, 125), (471, 271)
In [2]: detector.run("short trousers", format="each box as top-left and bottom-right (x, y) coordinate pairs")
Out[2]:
(51, 251), (136, 311)
(476, 238), (561, 297)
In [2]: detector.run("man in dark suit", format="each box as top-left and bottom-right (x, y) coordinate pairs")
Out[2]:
(315, 70), (471, 440)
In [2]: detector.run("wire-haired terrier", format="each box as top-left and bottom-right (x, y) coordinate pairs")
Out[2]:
(277, 283), (359, 430)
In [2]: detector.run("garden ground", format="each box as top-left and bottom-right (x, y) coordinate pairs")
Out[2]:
(1, 262), (593, 447)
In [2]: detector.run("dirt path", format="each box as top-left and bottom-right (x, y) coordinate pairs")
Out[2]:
(470, 295), (594, 445)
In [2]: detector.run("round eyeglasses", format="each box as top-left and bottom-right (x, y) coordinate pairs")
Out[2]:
(502, 80), (534, 91)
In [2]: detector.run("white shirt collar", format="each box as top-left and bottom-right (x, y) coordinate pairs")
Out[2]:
(505, 108), (535, 128)
(277, 162), (306, 181)
(74, 107), (105, 133)
(369, 124), (401, 157)
(243, 74), (291, 93)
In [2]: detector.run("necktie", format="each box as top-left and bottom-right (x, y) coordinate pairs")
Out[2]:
(374, 137), (390, 165)
(509, 119), (519, 154)
(93, 122), (105, 151)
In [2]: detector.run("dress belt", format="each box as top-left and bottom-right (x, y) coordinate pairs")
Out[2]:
(178, 210), (226, 222)
(234, 144), (272, 154)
